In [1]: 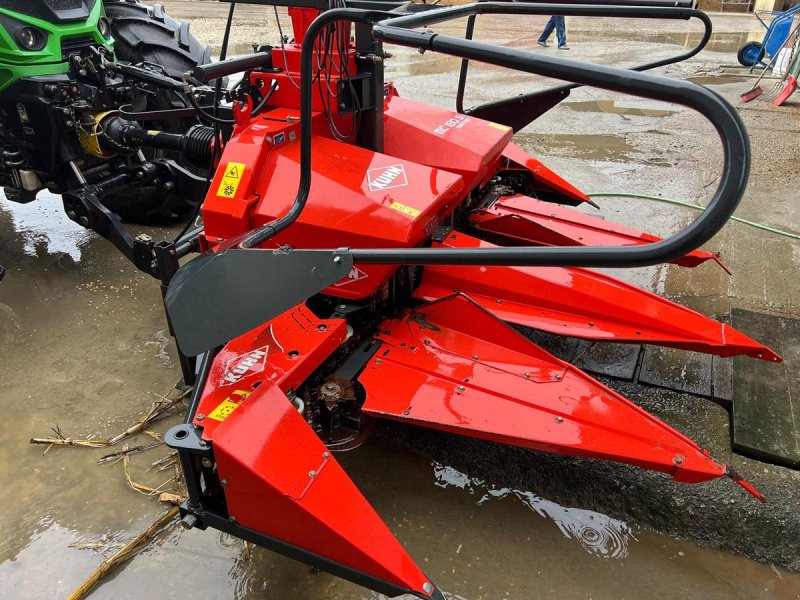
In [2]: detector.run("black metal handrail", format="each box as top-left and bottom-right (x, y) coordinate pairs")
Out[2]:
(455, 0), (712, 117)
(241, 3), (749, 270)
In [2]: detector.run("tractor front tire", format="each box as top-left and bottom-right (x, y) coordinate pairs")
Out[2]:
(102, 1), (212, 224)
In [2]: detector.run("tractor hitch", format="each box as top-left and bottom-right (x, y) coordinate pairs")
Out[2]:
(62, 156), (208, 279)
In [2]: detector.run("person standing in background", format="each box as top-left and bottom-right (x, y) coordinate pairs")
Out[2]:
(537, 15), (569, 49)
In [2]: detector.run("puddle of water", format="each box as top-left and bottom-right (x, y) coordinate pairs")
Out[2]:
(432, 461), (637, 559)
(0, 190), (93, 261)
(0, 517), (108, 599)
(561, 99), (677, 118)
(145, 330), (176, 369)
(687, 75), (748, 86)
(3, 432), (799, 600)
(582, 30), (763, 53)
(514, 132), (636, 162)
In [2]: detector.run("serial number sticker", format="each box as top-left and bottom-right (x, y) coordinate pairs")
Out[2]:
(207, 389), (251, 422)
(488, 121), (511, 131)
(389, 201), (421, 218)
(217, 161), (246, 198)
(433, 113), (470, 136)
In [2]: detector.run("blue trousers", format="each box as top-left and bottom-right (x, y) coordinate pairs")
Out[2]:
(538, 15), (566, 47)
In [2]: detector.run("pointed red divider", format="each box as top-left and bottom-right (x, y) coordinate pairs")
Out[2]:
(413, 232), (780, 362)
(361, 294), (737, 486)
(211, 381), (435, 596)
(469, 193), (728, 272)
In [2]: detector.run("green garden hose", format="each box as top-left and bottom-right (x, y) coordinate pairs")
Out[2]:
(587, 192), (800, 240)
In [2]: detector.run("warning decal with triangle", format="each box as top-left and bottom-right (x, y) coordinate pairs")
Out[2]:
(217, 161), (247, 198)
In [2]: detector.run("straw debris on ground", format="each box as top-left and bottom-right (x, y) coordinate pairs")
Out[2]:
(29, 386), (189, 451)
(28, 383), (200, 599)
(65, 506), (181, 600)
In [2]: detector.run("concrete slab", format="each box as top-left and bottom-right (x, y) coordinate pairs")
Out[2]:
(732, 309), (800, 469)
(573, 341), (641, 380)
(638, 346), (714, 397)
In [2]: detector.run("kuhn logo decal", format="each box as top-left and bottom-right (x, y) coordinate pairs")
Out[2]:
(222, 346), (268, 386)
(367, 164), (408, 192)
(335, 266), (369, 286)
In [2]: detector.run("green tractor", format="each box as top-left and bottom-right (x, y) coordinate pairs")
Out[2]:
(0, 0), (212, 222)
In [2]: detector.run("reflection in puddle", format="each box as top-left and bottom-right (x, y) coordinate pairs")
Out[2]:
(687, 75), (747, 86)
(0, 191), (93, 261)
(561, 99), (677, 118)
(367, 591), (470, 600)
(515, 132), (635, 162)
(0, 516), (105, 599)
(432, 461), (637, 559)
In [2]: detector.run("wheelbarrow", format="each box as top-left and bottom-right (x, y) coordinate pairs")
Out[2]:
(738, 4), (800, 68)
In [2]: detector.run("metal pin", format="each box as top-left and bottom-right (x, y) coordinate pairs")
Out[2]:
(309, 470), (317, 478)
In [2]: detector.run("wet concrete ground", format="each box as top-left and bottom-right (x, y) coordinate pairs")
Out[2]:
(1, 4), (800, 600)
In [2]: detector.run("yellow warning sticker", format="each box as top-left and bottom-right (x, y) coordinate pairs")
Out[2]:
(216, 161), (246, 198)
(207, 399), (240, 421)
(488, 121), (511, 131)
(207, 389), (251, 422)
(389, 201), (421, 218)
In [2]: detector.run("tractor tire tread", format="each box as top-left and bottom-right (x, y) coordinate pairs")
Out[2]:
(102, 1), (211, 224)
(104, 0), (212, 78)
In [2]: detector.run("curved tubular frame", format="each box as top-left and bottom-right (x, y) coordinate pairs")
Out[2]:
(242, 4), (749, 271)
(454, 0), (712, 115)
